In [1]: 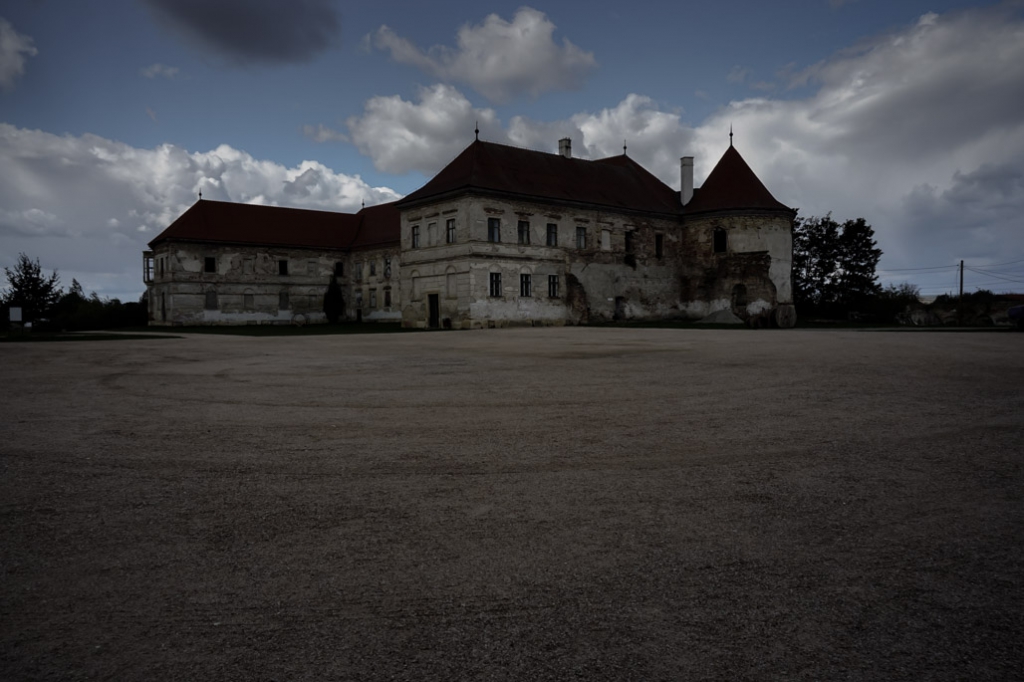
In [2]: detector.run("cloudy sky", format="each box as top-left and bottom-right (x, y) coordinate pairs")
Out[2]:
(2, 0), (1023, 300)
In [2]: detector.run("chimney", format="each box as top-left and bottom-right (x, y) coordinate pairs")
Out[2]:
(680, 156), (694, 205)
(558, 137), (572, 158)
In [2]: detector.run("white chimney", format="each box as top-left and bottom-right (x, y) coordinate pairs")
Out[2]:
(559, 137), (572, 158)
(680, 156), (694, 205)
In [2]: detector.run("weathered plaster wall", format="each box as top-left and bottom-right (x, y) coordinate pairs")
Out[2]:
(678, 212), (793, 321)
(350, 245), (402, 323)
(147, 243), (348, 326)
(398, 195), (685, 328)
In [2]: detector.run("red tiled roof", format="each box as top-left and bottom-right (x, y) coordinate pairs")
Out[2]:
(396, 140), (684, 216)
(148, 199), (400, 251)
(684, 145), (793, 215)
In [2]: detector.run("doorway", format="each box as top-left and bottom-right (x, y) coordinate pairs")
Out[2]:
(428, 294), (440, 329)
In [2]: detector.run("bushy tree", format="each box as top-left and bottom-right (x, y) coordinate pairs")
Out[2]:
(2, 253), (62, 322)
(793, 214), (881, 316)
(323, 275), (345, 324)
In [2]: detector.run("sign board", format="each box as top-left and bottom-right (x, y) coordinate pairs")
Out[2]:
(9, 306), (22, 323)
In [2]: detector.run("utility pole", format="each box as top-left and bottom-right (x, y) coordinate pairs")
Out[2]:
(959, 259), (964, 326)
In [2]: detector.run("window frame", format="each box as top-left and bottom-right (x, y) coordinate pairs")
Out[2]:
(411, 225), (420, 248)
(548, 274), (559, 298)
(278, 259), (289, 276)
(204, 290), (218, 310)
(446, 218), (456, 244)
(518, 220), (530, 245)
(655, 233), (664, 259)
(576, 226), (587, 249)
(487, 218), (501, 243)
(203, 256), (216, 274)
(546, 223), (558, 247)
(520, 273), (532, 297)
(489, 272), (502, 297)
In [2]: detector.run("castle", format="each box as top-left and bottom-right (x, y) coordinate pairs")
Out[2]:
(144, 137), (797, 328)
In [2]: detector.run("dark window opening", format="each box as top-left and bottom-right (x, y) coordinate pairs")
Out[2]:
(625, 231), (634, 254)
(334, 261), (344, 277)
(370, 261), (376, 276)
(204, 256), (216, 273)
(384, 257), (391, 279)
(576, 226), (587, 249)
(446, 218), (456, 243)
(384, 289), (392, 308)
(412, 225), (420, 248)
(488, 218), (501, 243)
(518, 221), (530, 245)
(714, 228), (727, 254)
(489, 272), (502, 297)
(278, 259), (288, 275)
(279, 291), (289, 310)
(520, 274), (532, 297)
(204, 290), (217, 310)
(546, 223), (558, 246)
(548, 275), (559, 298)
(655, 234), (664, 259)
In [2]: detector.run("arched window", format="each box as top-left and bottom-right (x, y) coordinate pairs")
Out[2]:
(732, 284), (747, 311)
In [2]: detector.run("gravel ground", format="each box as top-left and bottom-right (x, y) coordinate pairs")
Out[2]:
(1, 327), (1022, 681)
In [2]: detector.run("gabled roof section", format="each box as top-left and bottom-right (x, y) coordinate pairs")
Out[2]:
(148, 199), (401, 251)
(685, 145), (793, 215)
(395, 140), (683, 216)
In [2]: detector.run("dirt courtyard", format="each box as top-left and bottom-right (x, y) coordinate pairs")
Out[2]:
(2, 327), (1022, 680)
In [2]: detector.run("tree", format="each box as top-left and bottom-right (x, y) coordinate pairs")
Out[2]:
(793, 214), (881, 316)
(322, 275), (345, 324)
(2, 253), (62, 322)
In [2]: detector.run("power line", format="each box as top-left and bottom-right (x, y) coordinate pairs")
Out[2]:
(969, 257), (1024, 269)
(877, 264), (957, 273)
(964, 267), (1024, 285)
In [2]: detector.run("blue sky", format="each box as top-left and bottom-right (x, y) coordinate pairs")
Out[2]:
(2, 0), (1023, 300)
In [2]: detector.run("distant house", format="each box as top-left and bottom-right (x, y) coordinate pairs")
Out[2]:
(145, 138), (796, 328)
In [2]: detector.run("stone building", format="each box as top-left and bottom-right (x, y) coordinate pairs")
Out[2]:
(144, 200), (399, 325)
(145, 138), (796, 328)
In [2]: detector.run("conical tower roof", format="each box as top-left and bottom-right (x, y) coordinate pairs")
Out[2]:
(685, 145), (792, 215)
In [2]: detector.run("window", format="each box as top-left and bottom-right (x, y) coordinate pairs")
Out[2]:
(625, 231), (634, 254)
(278, 259), (288, 275)
(158, 258), (164, 277)
(576, 226), (587, 249)
(446, 272), (457, 298)
(520, 273), (532, 297)
(655, 234), (664, 259)
(243, 258), (254, 275)
(427, 222), (437, 245)
(446, 218), (456, 243)
(488, 217), (501, 243)
(412, 225), (420, 248)
(355, 262), (362, 281)
(370, 261), (376, 276)
(601, 229), (611, 251)
(278, 291), (289, 310)
(713, 228), (727, 253)
(243, 292), (255, 310)
(546, 223), (558, 247)
(204, 290), (217, 310)
(489, 272), (502, 297)
(732, 284), (747, 310)
(144, 255), (154, 283)
(548, 275), (559, 298)
(384, 289), (392, 308)
(369, 289), (377, 308)
(334, 261), (344, 277)
(204, 256), (216, 273)
(355, 290), (363, 309)
(518, 221), (530, 245)
(384, 257), (392, 278)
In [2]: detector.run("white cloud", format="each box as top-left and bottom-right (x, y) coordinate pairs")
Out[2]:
(301, 123), (347, 143)
(0, 17), (38, 91)
(347, 84), (501, 175)
(0, 124), (400, 300)
(371, 7), (596, 103)
(140, 63), (180, 79)
(691, 4), (1024, 281)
